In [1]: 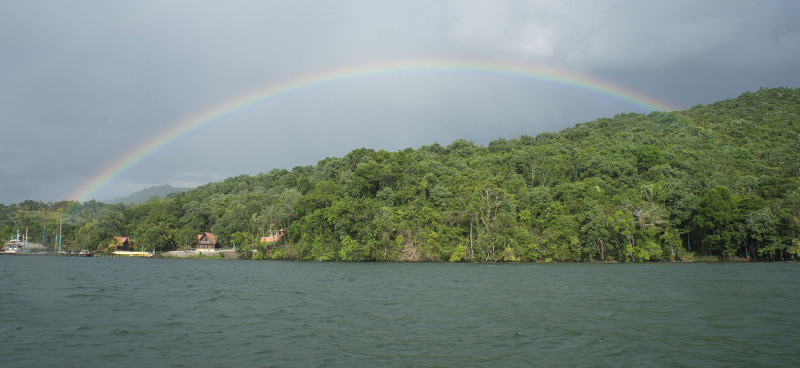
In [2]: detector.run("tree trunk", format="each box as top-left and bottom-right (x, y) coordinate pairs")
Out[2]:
(687, 232), (691, 252)
(469, 221), (474, 259)
(598, 238), (605, 261)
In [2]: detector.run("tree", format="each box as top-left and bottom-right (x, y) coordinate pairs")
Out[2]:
(338, 234), (368, 261)
(467, 185), (507, 261)
(230, 231), (251, 250)
(692, 186), (736, 255)
(581, 205), (611, 261)
(745, 208), (780, 259)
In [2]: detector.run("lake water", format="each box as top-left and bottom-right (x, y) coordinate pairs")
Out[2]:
(1, 256), (798, 367)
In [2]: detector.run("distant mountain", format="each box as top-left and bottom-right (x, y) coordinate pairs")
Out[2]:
(103, 185), (191, 204)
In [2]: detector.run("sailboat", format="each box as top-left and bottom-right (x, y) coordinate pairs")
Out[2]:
(4, 229), (30, 254)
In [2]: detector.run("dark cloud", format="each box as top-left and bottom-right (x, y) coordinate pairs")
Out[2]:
(1, 0), (798, 203)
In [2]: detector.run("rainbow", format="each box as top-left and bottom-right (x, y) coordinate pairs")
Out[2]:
(68, 58), (678, 202)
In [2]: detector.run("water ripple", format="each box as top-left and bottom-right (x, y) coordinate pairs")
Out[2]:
(1, 258), (798, 367)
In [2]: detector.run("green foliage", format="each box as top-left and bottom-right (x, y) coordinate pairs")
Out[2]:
(4, 88), (799, 261)
(230, 231), (251, 248)
(338, 234), (368, 261)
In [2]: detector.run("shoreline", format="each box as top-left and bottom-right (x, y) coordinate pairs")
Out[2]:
(5, 250), (795, 263)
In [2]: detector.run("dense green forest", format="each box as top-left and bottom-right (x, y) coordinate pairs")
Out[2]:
(3, 88), (799, 261)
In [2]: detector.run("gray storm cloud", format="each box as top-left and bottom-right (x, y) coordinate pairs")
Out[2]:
(1, 0), (798, 203)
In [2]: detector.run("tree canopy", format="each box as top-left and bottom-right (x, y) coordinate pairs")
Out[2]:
(4, 88), (799, 261)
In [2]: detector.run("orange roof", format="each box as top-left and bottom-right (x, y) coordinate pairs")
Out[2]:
(260, 230), (284, 243)
(113, 236), (130, 244)
(198, 232), (216, 243)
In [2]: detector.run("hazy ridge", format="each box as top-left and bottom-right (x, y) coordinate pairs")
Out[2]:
(102, 185), (192, 205)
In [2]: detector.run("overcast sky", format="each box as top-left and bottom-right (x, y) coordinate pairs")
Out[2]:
(2, 0), (799, 204)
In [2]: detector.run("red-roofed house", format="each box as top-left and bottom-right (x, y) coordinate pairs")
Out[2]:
(197, 232), (217, 250)
(112, 236), (132, 251)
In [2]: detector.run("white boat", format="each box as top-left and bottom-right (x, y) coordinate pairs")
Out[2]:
(4, 229), (31, 253)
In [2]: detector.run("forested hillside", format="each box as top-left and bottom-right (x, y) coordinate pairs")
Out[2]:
(3, 88), (799, 261)
(102, 185), (191, 205)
